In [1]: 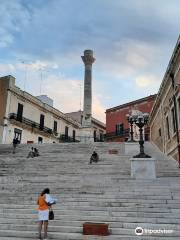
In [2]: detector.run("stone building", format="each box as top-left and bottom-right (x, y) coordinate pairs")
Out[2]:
(0, 75), (81, 144)
(66, 110), (106, 142)
(149, 37), (180, 162)
(106, 95), (157, 142)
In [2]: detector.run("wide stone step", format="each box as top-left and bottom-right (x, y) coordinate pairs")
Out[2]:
(0, 219), (180, 231)
(0, 192), (174, 200)
(1, 212), (180, 224)
(0, 229), (179, 239)
(0, 194), (176, 202)
(0, 223), (179, 237)
(0, 204), (174, 213)
(0, 237), (180, 240)
(0, 209), (180, 219)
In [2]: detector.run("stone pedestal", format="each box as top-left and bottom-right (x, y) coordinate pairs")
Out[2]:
(130, 158), (156, 179)
(80, 127), (94, 143)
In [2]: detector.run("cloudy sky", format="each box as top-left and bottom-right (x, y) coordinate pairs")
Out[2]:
(0, 0), (179, 122)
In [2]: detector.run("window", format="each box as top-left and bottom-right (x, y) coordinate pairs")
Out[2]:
(94, 130), (97, 142)
(73, 130), (76, 142)
(116, 123), (124, 135)
(178, 97), (180, 127)
(65, 126), (68, 140)
(40, 114), (45, 130)
(100, 133), (103, 142)
(171, 107), (176, 133)
(53, 121), (57, 133)
(166, 116), (170, 139)
(159, 128), (161, 137)
(17, 103), (23, 122)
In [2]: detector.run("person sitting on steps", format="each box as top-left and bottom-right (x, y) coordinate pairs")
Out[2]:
(34, 148), (40, 157)
(27, 147), (40, 158)
(89, 151), (99, 164)
(27, 147), (35, 158)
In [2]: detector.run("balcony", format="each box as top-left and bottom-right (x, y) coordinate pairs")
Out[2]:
(105, 129), (129, 141)
(9, 113), (53, 135)
(59, 134), (79, 143)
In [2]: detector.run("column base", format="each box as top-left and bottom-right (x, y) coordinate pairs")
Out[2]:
(80, 127), (94, 143)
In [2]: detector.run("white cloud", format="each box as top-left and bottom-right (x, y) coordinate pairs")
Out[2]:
(0, 63), (16, 75)
(0, 0), (31, 48)
(92, 95), (106, 123)
(135, 75), (160, 88)
(0, 29), (14, 48)
(40, 74), (106, 122)
(43, 75), (80, 111)
(97, 38), (159, 79)
(16, 60), (59, 71)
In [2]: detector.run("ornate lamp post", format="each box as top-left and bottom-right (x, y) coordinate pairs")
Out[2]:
(131, 113), (151, 158)
(126, 114), (135, 142)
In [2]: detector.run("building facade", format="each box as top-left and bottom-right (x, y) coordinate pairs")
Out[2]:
(65, 111), (106, 142)
(149, 37), (180, 162)
(106, 95), (157, 142)
(0, 75), (81, 144)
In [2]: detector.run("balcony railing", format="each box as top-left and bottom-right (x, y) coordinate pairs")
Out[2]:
(9, 113), (53, 135)
(105, 128), (150, 141)
(59, 134), (79, 143)
(105, 129), (129, 140)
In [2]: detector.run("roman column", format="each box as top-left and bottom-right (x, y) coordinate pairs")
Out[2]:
(81, 50), (95, 127)
(81, 50), (95, 142)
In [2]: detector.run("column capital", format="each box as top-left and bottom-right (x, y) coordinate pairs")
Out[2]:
(81, 49), (95, 65)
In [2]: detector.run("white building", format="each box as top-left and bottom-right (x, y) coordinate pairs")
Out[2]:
(0, 75), (81, 144)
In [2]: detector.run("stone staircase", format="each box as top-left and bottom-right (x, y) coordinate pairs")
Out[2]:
(0, 142), (180, 239)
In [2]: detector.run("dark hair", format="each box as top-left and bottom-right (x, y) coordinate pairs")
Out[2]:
(41, 188), (50, 196)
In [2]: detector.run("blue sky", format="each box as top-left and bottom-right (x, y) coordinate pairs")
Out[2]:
(0, 0), (179, 122)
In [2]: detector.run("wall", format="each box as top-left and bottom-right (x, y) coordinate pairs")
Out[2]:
(106, 96), (156, 142)
(0, 76), (15, 143)
(149, 37), (180, 161)
(106, 96), (155, 134)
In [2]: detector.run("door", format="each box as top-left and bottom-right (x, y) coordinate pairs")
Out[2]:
(65, 126), (68, 141)
(38, 137), (43, 143)
(94, 130), (97, 142)
(14, 128), (22, 143)
(73, 130), (76, 142)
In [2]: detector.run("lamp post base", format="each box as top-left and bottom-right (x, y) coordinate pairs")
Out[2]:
(133, 153), (151, 158)
(131, 157), (156, 179)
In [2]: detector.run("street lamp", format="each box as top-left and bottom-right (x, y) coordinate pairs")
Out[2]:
(126, 114), (135, 142)
(131, 113), (151, 158)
